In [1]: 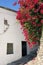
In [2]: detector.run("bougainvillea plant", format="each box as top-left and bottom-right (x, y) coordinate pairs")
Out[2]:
(13, 0), (43, 48)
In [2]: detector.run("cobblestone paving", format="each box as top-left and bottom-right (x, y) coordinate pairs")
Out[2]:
(24, 43), (43, 65)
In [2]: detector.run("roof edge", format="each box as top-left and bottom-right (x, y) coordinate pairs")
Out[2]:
(0, 6), (17, 13)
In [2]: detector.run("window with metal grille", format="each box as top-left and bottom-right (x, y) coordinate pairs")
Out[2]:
(7, 43), (13, 54)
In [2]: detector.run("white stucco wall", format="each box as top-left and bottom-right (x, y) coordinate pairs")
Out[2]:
(0, 7), (30, 65)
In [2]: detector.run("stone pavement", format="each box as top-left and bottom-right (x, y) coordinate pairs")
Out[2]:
(24, 42), (43, 65)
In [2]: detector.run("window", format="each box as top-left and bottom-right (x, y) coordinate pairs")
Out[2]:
(4, 19), (8, 25)
(7, 43), (13, 54)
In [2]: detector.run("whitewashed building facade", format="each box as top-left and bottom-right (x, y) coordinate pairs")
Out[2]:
(0, 6), (30, 65)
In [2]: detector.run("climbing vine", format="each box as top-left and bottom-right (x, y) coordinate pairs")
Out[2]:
(14, 0), (43, 48)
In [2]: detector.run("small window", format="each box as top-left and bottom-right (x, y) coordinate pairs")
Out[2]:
(4, 19), (8, 25)
(7, 43), (13, 54)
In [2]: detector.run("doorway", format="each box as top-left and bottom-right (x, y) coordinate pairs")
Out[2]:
(22, 41), (27, 57)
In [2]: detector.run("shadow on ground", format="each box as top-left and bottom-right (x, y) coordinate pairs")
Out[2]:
(7, 51), (37, 65)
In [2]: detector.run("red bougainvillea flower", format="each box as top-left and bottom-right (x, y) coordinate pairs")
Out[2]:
(32, 42), (36, 45)
(29, 4), (34, 10)
(16, 11), (23, 20)
(33, 0), (39, 4)
(40, 9), (43, 14)
(26, 0), (31, 3)
(23, 29), (28, 36)
(40, 19), (43, 24)
(40, 3), (43, 9)
(18, 0), (25, 6)
(28, 41), (35, 48)
(26, 14), (31, 20)
(13, 0), (43, 48)
(32, 22), (36, 25)
(37, 24), (41, 27)
(28, 41), (32, 48)
(23, 29), (29, 41)
(20, 19), (26, 23)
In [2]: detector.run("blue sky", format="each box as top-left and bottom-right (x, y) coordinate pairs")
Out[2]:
(0, 0), (20, 11)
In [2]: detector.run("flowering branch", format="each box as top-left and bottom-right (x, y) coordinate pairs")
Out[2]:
(14, 0), (43, 48)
